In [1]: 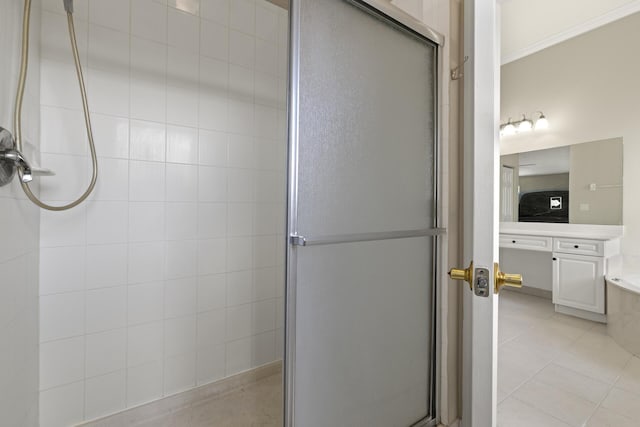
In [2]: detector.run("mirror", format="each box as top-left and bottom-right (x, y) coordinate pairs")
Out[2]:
(500, 138), (623, 225)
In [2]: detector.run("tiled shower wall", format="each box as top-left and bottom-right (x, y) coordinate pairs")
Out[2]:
(0, 0), (41, 426)
(37, 0), (287, 425)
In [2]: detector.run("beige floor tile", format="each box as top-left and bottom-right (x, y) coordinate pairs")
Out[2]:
(497, 397), (572, 427)
(533, 363), (610, 404)
(600, 387), (640, 422)
(586, 407), (639, 427)
(554, 340), (632, 384)
(499, 313), (535, 344)
(512, 379), (598, 426)
(614, 356), (640, 395)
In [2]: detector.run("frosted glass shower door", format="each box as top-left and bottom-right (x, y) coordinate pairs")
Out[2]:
(286, 1), (443, 426)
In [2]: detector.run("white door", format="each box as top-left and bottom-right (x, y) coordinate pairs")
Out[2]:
(456, 0), (509, 426)
(285, 0), (444, 426)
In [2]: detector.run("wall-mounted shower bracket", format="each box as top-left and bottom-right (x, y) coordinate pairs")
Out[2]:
(0, 126), (54, 187)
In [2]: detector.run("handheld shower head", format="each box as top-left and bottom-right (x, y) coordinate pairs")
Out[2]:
(63, 0), (73, 13)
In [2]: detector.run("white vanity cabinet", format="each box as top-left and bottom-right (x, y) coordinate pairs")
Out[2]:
(500, 223), (623, 322)
(552, 252), (605, 314)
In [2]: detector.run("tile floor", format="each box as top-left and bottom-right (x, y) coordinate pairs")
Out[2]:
(498, 290), (640, 426)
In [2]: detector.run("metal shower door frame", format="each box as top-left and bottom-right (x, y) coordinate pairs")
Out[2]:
(284, 1), (446, 425)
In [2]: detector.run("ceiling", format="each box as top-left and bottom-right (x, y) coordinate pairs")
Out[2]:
(518, 147), (569, 177)
(499, 0), (640, 64)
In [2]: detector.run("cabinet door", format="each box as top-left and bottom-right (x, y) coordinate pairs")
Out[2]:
(552, 253), (605, 313)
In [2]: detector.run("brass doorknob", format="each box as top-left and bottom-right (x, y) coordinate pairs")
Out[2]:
(449, 261), (473, 290)
(494, 263), (523, 293)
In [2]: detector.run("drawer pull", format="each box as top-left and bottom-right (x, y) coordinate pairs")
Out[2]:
(574, 245), (579, 249)
(512, 240), (516, 243)
(553, 257), (557, 261)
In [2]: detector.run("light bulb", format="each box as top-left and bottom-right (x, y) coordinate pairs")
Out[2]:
(518, 118), (533, 132)
(502, 123), (516, 136)
(535, 114), (549, 130)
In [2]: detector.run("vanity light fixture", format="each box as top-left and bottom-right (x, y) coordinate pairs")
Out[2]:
(500, 111), (549, 137)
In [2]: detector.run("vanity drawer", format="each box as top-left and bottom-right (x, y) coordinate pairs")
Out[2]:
(500, 234), (552, 252)
(553, 238), (604, 256)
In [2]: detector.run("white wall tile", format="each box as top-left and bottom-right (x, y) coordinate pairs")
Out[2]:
(126, 361), (163, 406)
(196, 343), (225, 385)
(91, 114), (130, 159)
(254, 235), (276, 268)
(166, 164), (198, 202)
(198, 130), (228, 166)
(86, 286), (127, 333)
(85, 370), (126, 420)
(168, 8), (200, 52)
(130, 120), (166, 162)
(227, 236), (253, 272)
(229, 30), (255, 69)
(167, 48), (199, 89)
(197, 238), (227, 276)
(88, 25), (130, 73)
(226, 270), (252, 306)
(252, 330), (276, 366)
(167, 126), (198, 164)
(129, 202), (166, 242)
(167, 85), (199, 128)
(164, 352), (196, 395)
(86, 201), (128, 245)
(86, 244), (128, 289)
(166, 202), (198, 240)
(252, 298), (276, 334)
(40, 292), (85, 342)
(253, 267), (276, 301)
(225, 337), (251, 375)
(227, 99), (254, 135)
(128, 282), (164, 326)
(198, 166), (227, 202)
(89, 0), (130, 33)
(128, 241), (166, 284)
(85, 329), (127, 378)
(200, 0), (229, 26)
(40, 106), (88, 155)
(230, 0), (255, 35)
(228, 168), (254, 202)
(164, 315), (196, 357)
(198, 91), (228, 131)
(201, 20), (228, 61)
(132, 0), (168, 43)
(40, 336), (85, 390)
(165, 277), (198, 318)
(40, 246), (85, 295)
(228, 134), (254, 168)
(39, 381), (84, 427)
(88, 68), (130, 117)
(197, 274), (226, 312)
(39, 153), (89, 202)
(40, 204), (86, 247)
(197, 203), (227, 239)
(90, 158), (130, 201)
(129, 161), (166, 202)
(255, 39), (277, 76)
(227, 202), (253, 236)
(127, 321), (164, 367)
(255, 1), (278, 42)
(226, 303), (251, 341)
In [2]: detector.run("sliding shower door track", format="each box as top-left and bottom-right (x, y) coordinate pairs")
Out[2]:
(290, 228), (446, 247)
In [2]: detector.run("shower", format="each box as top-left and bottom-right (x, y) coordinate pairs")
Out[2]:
(0, 0), (98, 210)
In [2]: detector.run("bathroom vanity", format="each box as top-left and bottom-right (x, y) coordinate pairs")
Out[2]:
(499, 222), (623, 322)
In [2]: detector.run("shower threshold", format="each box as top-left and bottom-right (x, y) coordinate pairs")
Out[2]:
(79, 361), (282, 427)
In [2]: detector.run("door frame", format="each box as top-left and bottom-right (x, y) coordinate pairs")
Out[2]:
(283, 1), (447, 425)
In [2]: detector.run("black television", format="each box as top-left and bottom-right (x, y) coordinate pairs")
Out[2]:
(518, 190), (569, 223)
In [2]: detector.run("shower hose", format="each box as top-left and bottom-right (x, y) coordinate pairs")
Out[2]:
(14, 0), (98, 211)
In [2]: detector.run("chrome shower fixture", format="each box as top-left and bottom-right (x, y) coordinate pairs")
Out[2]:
(1, 0), (99, 210)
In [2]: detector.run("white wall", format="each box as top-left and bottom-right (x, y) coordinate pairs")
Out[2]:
(0, 0), (41, 426)
(37, 0), (287, 424)
(500, 11), (640, 261)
